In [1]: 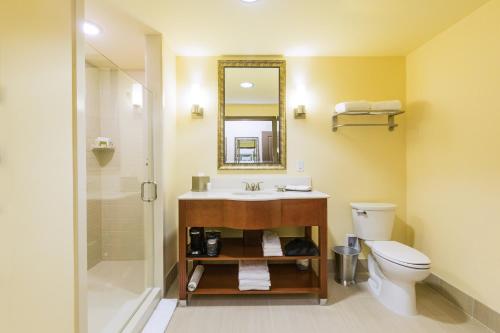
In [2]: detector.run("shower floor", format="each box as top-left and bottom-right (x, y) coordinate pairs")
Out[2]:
(87, 260), (149, 333)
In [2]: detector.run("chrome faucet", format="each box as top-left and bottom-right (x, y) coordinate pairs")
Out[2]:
(243, 181), (264, 191)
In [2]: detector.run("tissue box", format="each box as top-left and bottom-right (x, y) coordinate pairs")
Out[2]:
(192, 176), (210, 192)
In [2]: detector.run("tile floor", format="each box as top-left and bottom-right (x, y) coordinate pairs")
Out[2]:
(164, 274), (492, 333)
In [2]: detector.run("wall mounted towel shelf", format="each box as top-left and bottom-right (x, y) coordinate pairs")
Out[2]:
(332, 110), (404, 132)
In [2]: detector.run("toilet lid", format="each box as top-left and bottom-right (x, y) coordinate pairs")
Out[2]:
(350, 202), (397, 211)
(371, 241), (431, 266)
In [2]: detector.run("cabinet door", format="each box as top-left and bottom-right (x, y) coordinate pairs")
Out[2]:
(281, 199), (326, 226)
(223, 200), (281, 229)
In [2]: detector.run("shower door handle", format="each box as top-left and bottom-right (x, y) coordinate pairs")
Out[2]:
(141, 181), (158, 202)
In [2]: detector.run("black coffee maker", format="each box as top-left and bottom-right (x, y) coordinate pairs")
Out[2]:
(188, 227), (205, 256)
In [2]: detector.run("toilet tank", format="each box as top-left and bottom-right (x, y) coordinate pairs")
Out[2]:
(350, 202), (396, 240)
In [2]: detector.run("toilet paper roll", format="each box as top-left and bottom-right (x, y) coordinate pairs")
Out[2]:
(187, 265), (205, 292)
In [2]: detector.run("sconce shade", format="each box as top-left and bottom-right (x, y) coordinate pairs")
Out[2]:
(191, 104), (203, 117)
(132, 83), (143, 108)
(294, 105), (306, 119)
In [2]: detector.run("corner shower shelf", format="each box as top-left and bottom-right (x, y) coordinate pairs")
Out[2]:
(91, 145), (115, 152)
(332, 109), (405, 132)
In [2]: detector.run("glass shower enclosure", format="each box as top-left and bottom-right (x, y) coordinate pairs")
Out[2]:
(84, 44), (156, 332)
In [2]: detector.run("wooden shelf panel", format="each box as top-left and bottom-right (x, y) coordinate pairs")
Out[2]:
(187, 237), (320, 261)
(189, 263), (320, 295)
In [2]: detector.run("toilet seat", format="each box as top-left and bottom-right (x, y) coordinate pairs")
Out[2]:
(367, 241), (431, 269)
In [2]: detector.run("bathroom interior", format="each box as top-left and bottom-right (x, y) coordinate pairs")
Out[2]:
(2, 0), (500, 332)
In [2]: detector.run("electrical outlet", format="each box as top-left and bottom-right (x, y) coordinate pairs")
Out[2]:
(296, 160), (304, 172)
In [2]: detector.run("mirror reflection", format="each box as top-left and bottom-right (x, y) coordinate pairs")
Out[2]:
(219, 61), (286, 169)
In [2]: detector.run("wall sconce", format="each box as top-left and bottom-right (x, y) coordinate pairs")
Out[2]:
(294, 105), (306, 119)
(190, 84), (204, 118)
(294, 84), (307, 119)
(131, 83), (143, 108)
(191, 104), (204, 117)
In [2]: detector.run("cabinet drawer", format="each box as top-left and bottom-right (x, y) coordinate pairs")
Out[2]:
(281, 199), (326, 226)
(223, 200), (281, 229)
(182, 200), (224, 227)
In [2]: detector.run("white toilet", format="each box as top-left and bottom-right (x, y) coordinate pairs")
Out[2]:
(351, 202), (431, 316)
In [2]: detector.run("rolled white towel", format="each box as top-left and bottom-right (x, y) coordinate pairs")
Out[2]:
(370, 100), (402, 111)
(187, 265), (205, 292)
(335, 101), (370, 113)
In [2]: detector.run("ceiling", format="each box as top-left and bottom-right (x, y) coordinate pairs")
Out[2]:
(225, 68), (279, 104)
(85, 44), (118, 69)
(106, 0), (489, 56)
(85, 0), (158, 70)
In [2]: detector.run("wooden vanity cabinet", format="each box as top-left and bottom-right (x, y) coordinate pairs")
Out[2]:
(178, 198), (328, 304)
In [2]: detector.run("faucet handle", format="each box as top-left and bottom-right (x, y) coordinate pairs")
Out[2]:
(275, 185), (286, 192)
(242, 181), (251, 191)
(255, 181), (264, 191)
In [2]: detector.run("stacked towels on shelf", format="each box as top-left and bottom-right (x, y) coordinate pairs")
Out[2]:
(262, 230), (283, 257)
(334, 100), (402, 113)
(238, 260), (271, 291)
(370, 100), (402, 111)
(334, 101), (371, 113)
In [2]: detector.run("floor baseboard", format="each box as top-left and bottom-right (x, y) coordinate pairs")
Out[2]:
(424, 273), (500, 332)
(164, 263), (178, 295)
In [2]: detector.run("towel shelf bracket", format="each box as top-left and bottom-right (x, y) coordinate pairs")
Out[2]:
(332, 110), (404, 132)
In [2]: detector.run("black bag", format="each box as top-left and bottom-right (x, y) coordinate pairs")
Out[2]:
(284, 238), (319, 256)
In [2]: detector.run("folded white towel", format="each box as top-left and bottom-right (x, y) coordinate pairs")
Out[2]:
(239, 260), (271, 281)
(263, 246), (282, 253)
(335, 101), (370, 113)
(370, 100), (402, 111)
(263, 243), (281, 248)
(239, 279), (271, 287)
(239, 260), (269, 271)
(263, 232), (281, 246)
(262, 231), (283, 257)
(239, 271), (270, 280)
(285, 185), (312, 192)
(239, 285), (270, 291)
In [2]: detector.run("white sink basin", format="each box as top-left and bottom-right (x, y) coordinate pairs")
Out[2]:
(231, 191), (275, 196)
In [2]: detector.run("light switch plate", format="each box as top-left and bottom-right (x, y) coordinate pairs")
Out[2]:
(296, 160), (304, 172)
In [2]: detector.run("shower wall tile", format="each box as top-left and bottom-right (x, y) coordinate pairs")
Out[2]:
(87, 199), (102, 269)
(85, 66), (146, 264)
(100, 194), (144, 260)
(86, 66), (103, 269)
(101, 231), (144, 260)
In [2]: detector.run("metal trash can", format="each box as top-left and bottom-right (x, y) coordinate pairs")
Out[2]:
(333, 246), (360, 286)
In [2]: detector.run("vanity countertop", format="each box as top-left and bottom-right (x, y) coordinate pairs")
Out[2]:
(178, 189), (330, 201)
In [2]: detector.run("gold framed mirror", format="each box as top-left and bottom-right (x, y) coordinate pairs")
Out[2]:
(218, 60), (286, 170)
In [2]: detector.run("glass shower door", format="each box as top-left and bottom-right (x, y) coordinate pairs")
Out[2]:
(85, 44), (155, 333)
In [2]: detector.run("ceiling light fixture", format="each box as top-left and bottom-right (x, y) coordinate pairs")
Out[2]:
(240, 82), (254, 89)
(83, 21), (101, 36)
(241, 0), (258, 3)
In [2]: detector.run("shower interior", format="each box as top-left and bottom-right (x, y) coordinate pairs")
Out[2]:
(85, 44), (154, 333)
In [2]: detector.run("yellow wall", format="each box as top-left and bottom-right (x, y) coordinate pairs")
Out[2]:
(0, 1), (77, 332)
(174, 56), (408, 255)
(162, 41), (178, 276)
(225, 104), (279, 117)
(406, 0), (500, 312)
